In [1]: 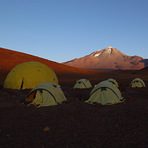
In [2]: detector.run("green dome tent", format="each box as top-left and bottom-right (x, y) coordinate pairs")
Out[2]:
(4, 61), (58, 89)
(106, 78), (119, 87)
(85, 81), (124, 105)
(24, 82), (67, 108)
(130, 78), (145, 88)
(73, 79), (92, 89)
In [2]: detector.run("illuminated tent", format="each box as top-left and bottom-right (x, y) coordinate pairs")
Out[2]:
(106, 78), (119, 87)
(85, 81), (124, 105)
(73, 79), (92, 89)
(24, 82), (67, 107)
(130, 78), (145, 88)
(4, 61), (58, 89)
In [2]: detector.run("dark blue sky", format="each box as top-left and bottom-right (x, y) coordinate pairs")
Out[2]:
(1, 0), (148, 62)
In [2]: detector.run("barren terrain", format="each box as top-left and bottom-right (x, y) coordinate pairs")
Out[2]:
(0, 47), (148, 147)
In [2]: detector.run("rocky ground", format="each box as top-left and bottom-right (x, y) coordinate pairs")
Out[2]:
(0, 70), (148, 148)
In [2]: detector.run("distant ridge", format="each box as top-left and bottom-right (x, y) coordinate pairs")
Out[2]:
(64, 47), (148, 70)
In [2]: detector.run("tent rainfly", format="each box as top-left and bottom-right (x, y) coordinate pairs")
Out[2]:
(73, 79), (92, 89)
(130, 78), (146, 88)
(106, 78), (119, 87)
(85, 81), (124, 105)
(24, 82), (67, 107)
(4, 61), (58, 89)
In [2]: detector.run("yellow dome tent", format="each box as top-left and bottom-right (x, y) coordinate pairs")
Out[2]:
(4, 61), (58, 89)
(85, 81), (124, 105)
(73, 79), (92, 89)
(106, 78), (119, 87)
(24, 82), (67, 107)
(130, 78), (145, 88)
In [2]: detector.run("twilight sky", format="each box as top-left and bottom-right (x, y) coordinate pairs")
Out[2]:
(0, 0), (148, 63)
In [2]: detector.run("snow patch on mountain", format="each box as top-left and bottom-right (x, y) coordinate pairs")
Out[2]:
(91, 46), (114, 57)
(104, 47), (112, 54)
(94, 53), (101, 57)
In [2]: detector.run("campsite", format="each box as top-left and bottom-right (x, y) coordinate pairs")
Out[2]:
(0, 47), (148, 147)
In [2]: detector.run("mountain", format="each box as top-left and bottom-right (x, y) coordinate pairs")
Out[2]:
(64, 46), (148, 70)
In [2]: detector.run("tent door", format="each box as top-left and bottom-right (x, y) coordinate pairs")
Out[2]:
(25, 91), (37, 103)
(20, 78), (24, 89)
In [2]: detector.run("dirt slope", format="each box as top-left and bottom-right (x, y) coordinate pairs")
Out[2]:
(0, 47), (104, 83)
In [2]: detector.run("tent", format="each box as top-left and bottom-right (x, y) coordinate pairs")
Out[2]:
(85, 81), (124, 105)
(24, 82), (67, 107)
(106, 78), (119, 87)
(73, 79), (92, 89)
(4, 61), (58, 89)
(130, 78), (145, 88)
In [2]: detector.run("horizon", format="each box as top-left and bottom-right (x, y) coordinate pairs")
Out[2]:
(1, 0), (148, 63)
(1, 46), (147, 64)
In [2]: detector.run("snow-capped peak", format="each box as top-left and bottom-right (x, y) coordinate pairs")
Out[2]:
(91, 46), (114, 57)
(64, 46), (145, 70)
(104, 46), (113, 54)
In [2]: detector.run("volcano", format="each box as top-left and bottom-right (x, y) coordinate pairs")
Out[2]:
(64, 46), (148, 70)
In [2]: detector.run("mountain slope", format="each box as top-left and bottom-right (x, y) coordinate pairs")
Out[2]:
(0, 47), (102, 81)
(64, 46), (147, 70)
